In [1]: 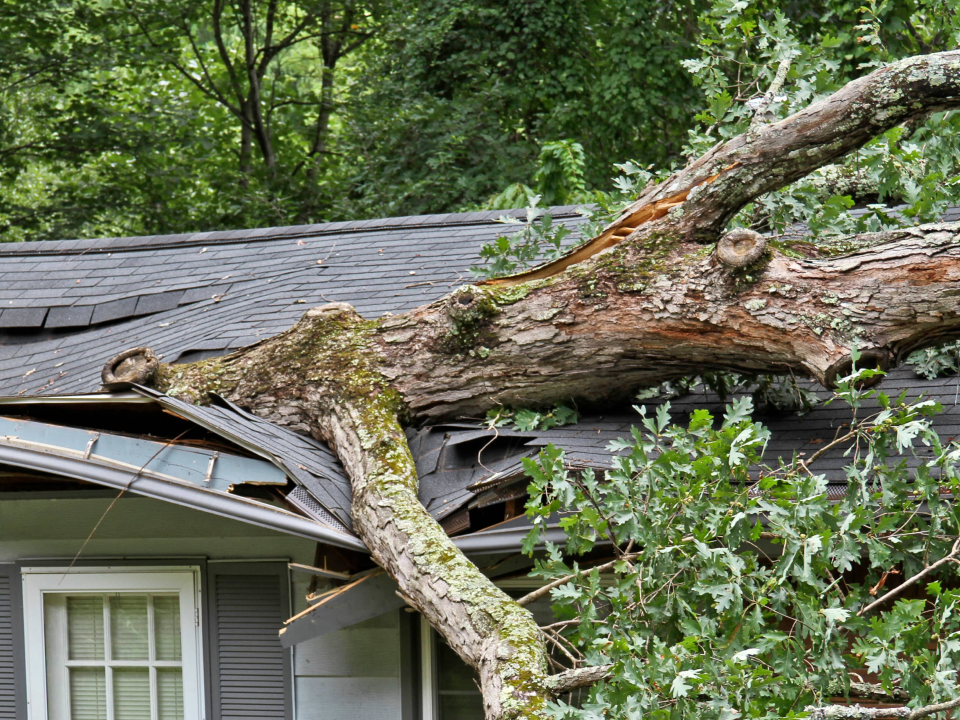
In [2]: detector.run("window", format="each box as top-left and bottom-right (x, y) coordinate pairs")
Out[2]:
(22, 568), (203, 720)
(420, 616), (483, 720)
(419, 588), (579, 719)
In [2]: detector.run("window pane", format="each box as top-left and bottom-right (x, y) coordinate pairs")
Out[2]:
(435, 635), (484, 719)
(111, 596), (149, 660)
(439, 694), (485, 720)
(153, 596), (182, 661)
(113, 668), (151, 720)
(157, 669), (185, 720)
(436, 639), (480, 692)
(67, 597), (105, 661)
(69, 667), (107, 720)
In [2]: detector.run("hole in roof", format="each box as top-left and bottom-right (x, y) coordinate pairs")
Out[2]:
(172, 348), (231, 365)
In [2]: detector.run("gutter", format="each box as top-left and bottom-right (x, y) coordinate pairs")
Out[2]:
(0, 444), (366, 551)
(453, 526), (577, 554)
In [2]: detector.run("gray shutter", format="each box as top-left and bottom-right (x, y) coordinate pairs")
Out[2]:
(0, 565), (25, 719)
(207, 564), (292, 720)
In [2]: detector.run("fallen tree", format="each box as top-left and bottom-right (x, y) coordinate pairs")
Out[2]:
(106, 50), (960, 719)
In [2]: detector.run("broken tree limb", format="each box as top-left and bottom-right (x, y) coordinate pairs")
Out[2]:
(162, 303), (552, 719)
(130, 50), (960, 719)
(857, 537), (960, 617)
(487, 50), (960, 287)
(807, 695), (960, 720)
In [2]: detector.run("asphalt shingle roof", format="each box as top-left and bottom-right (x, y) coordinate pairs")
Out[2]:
(0, 207), (588, 396)
(5, 206), (960, 538)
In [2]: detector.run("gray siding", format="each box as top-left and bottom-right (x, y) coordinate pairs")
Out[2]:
(208, 564), (292, 720)
(291, 572), (408, 720)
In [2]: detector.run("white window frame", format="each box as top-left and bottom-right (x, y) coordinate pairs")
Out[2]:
(420, 616), (435, 720)
(21, 566), (204, 720)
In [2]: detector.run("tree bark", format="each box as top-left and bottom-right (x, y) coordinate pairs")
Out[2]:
(141, 51), (960, 719)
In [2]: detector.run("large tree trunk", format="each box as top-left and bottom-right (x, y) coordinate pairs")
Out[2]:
(141, 51), (960, 719)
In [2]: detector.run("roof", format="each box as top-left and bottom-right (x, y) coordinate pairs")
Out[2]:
(0, 206), (588, 397)
(2, 205), (960, 557)
(412, 364), (960, 519)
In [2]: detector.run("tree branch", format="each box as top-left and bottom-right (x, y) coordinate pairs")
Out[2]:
(518, 554), (639, 607)
(123, 4), (244, 120)
(212, 0), (247, 107)
(544, 665), (614, 694)
(857, 537), (960, 617)
(808, 695), (960, 720)
(487, 50), (960, 286)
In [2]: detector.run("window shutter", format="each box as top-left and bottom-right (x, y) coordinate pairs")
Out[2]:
(0, 565), (25, 720)
(207, 564), (291, 720)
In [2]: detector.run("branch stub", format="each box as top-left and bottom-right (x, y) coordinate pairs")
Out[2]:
(101, 347), (159, 386)
(716, 228), (767, 268)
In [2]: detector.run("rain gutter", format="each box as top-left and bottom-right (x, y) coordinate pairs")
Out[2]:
(0, 444), (366, 551)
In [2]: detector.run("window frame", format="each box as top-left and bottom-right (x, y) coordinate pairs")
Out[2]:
(21, 566), (205, 720)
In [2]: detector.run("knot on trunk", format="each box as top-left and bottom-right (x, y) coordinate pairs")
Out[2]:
(440, 287), (498, 353)
(716, 228), (767, 267)
(305, 302), (358, 321)
(102, 347), (159, 386)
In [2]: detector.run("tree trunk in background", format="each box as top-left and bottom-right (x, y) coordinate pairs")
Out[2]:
(140, 51), (960, 719)
(307, 66), (335, 185)
(239, 101), (254, 185)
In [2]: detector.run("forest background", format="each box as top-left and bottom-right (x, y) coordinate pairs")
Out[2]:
(2, 0), (955, 244)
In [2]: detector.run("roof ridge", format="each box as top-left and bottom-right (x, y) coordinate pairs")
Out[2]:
(0, 205), (589, 256)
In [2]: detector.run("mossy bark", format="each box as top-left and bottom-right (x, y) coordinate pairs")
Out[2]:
(138, 51), (960, 720)
(159, 304), (552, 719)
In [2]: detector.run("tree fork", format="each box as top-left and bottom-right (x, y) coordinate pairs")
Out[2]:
(157, 304), (553, 719)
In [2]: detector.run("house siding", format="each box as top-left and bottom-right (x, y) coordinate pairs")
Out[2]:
(292, 597), (404, 719)
(0, 495), (414, 720)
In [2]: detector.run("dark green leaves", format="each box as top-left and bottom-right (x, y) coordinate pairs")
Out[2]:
(525, 362), (960, 719)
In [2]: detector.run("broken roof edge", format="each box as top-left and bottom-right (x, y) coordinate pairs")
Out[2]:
(0, 438), (570, 556)
(0, 205), (590, 257)
(0, 442), (366, 551)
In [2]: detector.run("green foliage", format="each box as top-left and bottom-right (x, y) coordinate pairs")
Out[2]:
(336, 0), (703, 220)
(636, 372), (820, 415)
(486, 402), (580, 432)
(525, 354), (960, 718)
(907, 340), (960, 379)
(534, 140), (589, 207)
(470, 199), (574, 279)
(9, 0), (959, 242)
(481, 140), (591, 211)
(0, 0), (382, 240)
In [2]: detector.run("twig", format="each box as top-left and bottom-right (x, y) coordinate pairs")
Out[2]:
(858, 537), (960, 617)
(750, 54), (793, 128)
(517, 553), (640, 607)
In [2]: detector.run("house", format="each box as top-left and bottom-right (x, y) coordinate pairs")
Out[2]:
(0, 207), (957, 720)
